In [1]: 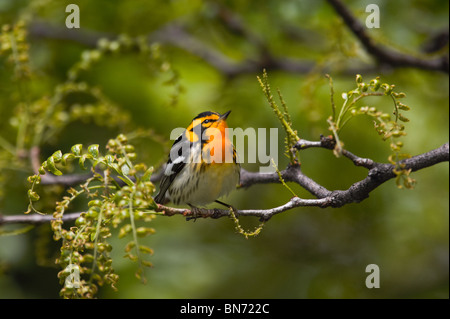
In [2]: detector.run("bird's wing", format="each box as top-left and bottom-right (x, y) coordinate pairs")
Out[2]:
(154, 132), (191, 204)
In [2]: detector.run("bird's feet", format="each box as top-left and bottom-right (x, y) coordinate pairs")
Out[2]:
(186, 204), (202, 221)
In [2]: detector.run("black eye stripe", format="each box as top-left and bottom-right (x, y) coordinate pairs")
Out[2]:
(203, 119), (216, 124)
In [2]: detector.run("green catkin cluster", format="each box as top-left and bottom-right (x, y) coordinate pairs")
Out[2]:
(327, 74), (414, 189)
(0, 21), (31, 80)
(0, 20), (180, 152)
(27, 135), (157, 298)
(257, 69), (300, 164)
(258, 71), (414, 189)
(1, 19), (179, 298)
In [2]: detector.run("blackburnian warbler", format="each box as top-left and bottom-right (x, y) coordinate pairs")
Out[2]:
(155, 111), (240, 208)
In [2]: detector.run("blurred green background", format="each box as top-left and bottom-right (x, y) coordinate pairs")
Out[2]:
(0, 0), (448, 298)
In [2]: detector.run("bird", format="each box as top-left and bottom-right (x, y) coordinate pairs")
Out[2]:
(154, 110), (240, 210)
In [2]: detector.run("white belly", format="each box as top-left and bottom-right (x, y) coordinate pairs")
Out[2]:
(167, 162), (240, 206)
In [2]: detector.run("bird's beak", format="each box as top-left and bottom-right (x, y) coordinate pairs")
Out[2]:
(218, 110), (231, 121)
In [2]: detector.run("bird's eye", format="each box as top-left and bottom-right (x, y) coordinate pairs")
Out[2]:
(203, 119), (215, 124)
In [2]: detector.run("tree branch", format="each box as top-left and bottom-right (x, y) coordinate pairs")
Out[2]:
(150, 23), (321, 78)
(295, 136), (375, 168)
(0, 212), (81, 225)
(326, 0), (449, 73)
(1, 142), (447, 225)
(28, 20), (376, 77)
(29, 20), (114, 47)
(29, 4), (448, 78)
(240, 165), (332, 199)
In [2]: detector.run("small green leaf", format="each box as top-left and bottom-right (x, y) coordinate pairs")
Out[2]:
(134, 163), (147, 172)
(117, 175), (134, 187)
(382, 83), (393, 95)
(88, 144), (99, 158)
(62, 153), (75, 166)
(79, 155), (87, 170)
(28, 189), (40, 201)
(397, 102), (410, 111)
(398, 113), (410, 122)
(141, 260), (153, 268)
(118, 224), (132, 238)
(360, 83), (368, 92)
(121, 164), (130, 175)
(124, 145), (135, 153)
(52, 150), (63, 163)
(127, 153), (137, 161)
(141, 166), (154, 182)
(46, 156), (63, 175)
(71, 144), (83, 156)
(109, 163), (121, 174)
(75, 216), (86, 227)
(27, 175), (40, 184)
(124, 241), (136, 253)
(117, 134), (128, 144)
(88, 199), (102, 207)
(139, 245), (154, 255)
(393, 92), (406, 98)
(124, 253), (138, 262)
(136, 227), (156, 237)
(38, 166), (46, 175)
(392, 130), (407, 137)
(370, 78), (380, 91)
(104, 154), (114, 164)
